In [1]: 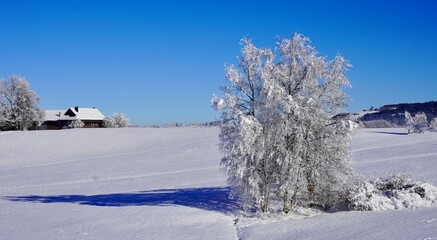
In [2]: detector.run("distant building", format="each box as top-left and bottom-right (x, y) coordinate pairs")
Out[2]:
(40, 106), (104, 130)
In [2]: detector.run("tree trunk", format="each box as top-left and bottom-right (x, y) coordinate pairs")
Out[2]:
(283, 191), (291, 213)
(306, 171), (316, 195)
(260, 199), (268, 213)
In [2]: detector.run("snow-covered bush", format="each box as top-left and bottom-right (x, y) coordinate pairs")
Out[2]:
(68, 119), (84, 128)
(405, 111), (428, 134)
(349, 174), (437, 211)
(103, 116), (116, 128)
(212, 33), (353, 213)
(0, 75), (44, 130)
(431, 118), (437, 130)
(103, 113), (129, 128)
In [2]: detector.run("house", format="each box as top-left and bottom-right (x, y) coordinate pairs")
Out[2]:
(40, 106), (105, 130)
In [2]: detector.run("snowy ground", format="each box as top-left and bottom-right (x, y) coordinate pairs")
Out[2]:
(1, 127), (436, 239)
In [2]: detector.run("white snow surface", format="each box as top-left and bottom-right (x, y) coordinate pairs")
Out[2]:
(1, 127), (437, 239)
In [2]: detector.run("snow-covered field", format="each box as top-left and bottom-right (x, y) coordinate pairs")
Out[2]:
(1, 127), (436, 239)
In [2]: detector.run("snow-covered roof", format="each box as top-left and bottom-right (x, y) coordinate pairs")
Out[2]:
(66, 107), (105, 120)
(44, 110), (76, 121)
(44, 110), (64, 121)
(44, 107), (104, 121)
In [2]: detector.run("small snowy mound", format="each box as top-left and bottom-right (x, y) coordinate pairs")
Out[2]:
(350, 174), (437, 211)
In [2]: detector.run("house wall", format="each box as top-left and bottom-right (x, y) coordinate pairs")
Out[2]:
(82, 120), (103, 128)
(40, 120), (71, 130)
(39, 120), (103, 129)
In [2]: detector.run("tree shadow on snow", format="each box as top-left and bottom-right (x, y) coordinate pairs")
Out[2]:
(5, 187), (240, 214)
(370, 131), (408, 136)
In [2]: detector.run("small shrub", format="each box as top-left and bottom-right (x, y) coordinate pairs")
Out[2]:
(103, 113), (129, 128)
(349, 174), (437, 211)
(103, 116), (116, 128)
(68, 119), (84, 128)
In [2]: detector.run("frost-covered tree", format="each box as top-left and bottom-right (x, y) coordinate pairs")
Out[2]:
(68, 119), (84, 128)
(0, 75), (44, 130)
(405, 111), (428, 134)
(265, 34), (353, 212)
(212, 33), (353, 213)
(103, 113), (129, 128)
(212, 38), (274, 212)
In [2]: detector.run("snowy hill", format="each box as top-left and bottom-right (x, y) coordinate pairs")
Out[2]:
(1, 127), (437, 239)
(358, 101), (437, 127)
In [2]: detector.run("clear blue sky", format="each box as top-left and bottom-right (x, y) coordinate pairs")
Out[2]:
(1, 0), (436, 125)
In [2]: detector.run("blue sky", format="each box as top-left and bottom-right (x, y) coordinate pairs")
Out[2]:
(1, 0), (436, 125)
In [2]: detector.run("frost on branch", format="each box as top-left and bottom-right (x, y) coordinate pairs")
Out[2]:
(0, 74), (44, 131)
(68, 119), (84, 129)
(431, 118), (437, 130)
(212, 33), (353, 213)
(349, 174), (437, 211)
(405, 111), (428, 134)
(103, 113), (130, 128)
